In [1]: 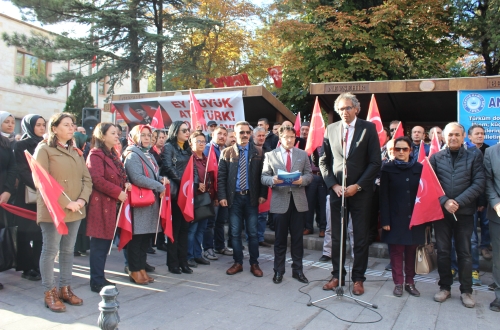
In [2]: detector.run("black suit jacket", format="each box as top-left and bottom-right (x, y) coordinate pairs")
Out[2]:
(319, 118), (381, 194)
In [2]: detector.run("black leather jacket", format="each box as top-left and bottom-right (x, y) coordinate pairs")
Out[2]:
(161, 142), (192, 200)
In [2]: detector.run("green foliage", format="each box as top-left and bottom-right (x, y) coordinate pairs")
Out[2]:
(63, 79), (94, 125)
(3, 0), (184, 95)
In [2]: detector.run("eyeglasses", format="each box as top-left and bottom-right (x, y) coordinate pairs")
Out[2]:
(140, 133), (153, 137)
(282, 135), (296, 140)
(337, 106), (354, 112)
(194, 140), (206, 145)
(239, 131), (251, 135)
(394, 147), (410, 152)
(181, 128), (189, 133)
(390, 128), (396, 132)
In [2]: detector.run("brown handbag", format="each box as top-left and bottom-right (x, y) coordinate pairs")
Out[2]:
(415, 227), (438, 275)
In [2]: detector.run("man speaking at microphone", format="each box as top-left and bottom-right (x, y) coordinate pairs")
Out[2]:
(319, 92), (381, 295)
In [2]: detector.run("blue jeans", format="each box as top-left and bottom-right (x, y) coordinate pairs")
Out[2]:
(188, 219), (208, 260)
(257, 211), (268, 242)
(229, 194), (259, 265)
(475, 206), (491, 249)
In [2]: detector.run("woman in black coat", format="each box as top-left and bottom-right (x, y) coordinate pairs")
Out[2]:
(160, 121), (193, 275)
(13, 115), (46, 281)
(380, 136), (425, 298)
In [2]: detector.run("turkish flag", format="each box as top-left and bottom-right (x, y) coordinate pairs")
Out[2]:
(189, 90), (207, 131)
(206, 144), (218, 191)
(110, 103), (117, 114)
(429, 127), (441, 158)
(161, 184), (174, 243)
(366, 94), (385, 147)
(258, 187), (272, 213)
(0, 203), (36, 221)
(231, 74), (246, 86)
(222, 76), (234, 87)
(210, 77), (225, 88)
(417, 140), (426, 163)
(151, 106), (164, 129)
(304, 97), (325, 156)
(409, 158), (445, 228)
(392, 121), (404, 139)
(177, 156), (194, 222)
(117, 196), (132, 250)
(25, 151), (68, 235)
(241, 73), (251, 86)
(294, 112), (301, 137)
(267, 66), (283, 88)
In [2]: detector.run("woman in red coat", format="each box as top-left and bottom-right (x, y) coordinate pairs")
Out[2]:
(86, 123), (130, 293)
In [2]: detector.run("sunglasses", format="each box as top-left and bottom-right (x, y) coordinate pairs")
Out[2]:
(238, 131), (251, 135)
(390, 128), (396, 132)
(181, 128), (189, 133)
(394, 147), (410, 152)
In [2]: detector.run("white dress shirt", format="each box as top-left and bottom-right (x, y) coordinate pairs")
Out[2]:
(343, 116), (357, 157)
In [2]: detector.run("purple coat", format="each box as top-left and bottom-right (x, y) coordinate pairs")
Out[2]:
(86, 148), (125, 240)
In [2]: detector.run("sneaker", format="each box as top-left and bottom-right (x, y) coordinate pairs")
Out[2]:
(490, 298), (500, 312)
(319, 255), (331, 262)
(187, 259), (198, 268)
(481, 248), (493, 260)
(434, 290), (451, 302)
(488, 282), (498, 291)
(215, 247), (233, 256)
(385, 263), (392, 271)
(451, 269), (459, 281)
(204, 249), (219, 260)
(472, 270), (482, 286)
(460, 293), (475, 308)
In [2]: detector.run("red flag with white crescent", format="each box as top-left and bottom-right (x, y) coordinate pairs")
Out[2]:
(206, 144), (218, 191)
(409, 158), (445, 228)
(392, 121), (404, 139)
(25, 151), (68, 235)
(366, 94), (385, 147)
(267, 66), (283, 88)
(189, 90), (207, 131)
(294, 112), (301, 137)
(117, 195), (132, 250)
(304, 97), (325, 156)
(151, 106), (164, 129)
(178, 156), (194, 222)
(161, 184), (174, 242)
(417, 140), (426, 163)
(429, 127), (441, 158)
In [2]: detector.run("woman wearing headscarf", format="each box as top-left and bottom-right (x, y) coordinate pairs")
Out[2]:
(0, 111), (16, 144)
(0, 115), (17, 291)
(380, 136), (425, 298)
(86, 123), (130, 293)
(160, 121), (193, 274)
(123, 125), (167, 285)
(35, 113), (92, 313)
(13, 115), (46, 281)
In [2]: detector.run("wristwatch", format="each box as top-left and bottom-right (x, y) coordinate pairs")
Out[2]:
(356, 184), (362, 192)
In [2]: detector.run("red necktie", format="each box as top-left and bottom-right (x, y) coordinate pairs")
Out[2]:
(286, 150), (291, 172)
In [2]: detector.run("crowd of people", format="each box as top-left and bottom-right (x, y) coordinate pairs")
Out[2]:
(0, 91), (499, 314)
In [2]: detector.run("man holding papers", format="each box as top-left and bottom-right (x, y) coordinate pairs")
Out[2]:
(262, 126), (313, 284)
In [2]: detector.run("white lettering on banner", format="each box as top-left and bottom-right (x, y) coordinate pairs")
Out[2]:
(112, 91), (245, 130)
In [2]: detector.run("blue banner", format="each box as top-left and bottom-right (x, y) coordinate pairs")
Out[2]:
(458, 90), (500, 146)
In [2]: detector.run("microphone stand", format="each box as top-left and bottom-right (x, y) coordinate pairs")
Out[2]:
(308, 124), (377, 309)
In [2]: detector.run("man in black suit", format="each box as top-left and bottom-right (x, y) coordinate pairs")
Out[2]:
(319, 92), (381, 296)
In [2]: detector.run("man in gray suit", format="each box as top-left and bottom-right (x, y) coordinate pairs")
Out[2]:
(319, 92), (381, 295)
(262, 126), (313, 284)
(483, 142), (500, 312)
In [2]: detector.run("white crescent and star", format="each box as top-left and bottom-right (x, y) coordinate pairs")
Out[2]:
(125, 204), (131, 223)
(182, 180), (191, 197)
(151, 117), (158, 126)
(369, 116), (384, 134)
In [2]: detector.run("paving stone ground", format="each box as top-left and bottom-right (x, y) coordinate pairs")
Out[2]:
(0, 243), (497, 330)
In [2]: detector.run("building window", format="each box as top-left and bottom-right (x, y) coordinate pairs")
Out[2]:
(16, 51), (47, 77)
(98, 80), (106, 95)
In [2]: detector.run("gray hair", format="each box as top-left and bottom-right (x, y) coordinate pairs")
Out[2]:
(443, 122), (465, 136)
(334, 92), (360, 112)
(253, 126), (266, 135)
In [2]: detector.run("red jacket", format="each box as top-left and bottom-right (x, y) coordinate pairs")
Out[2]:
(86, 148), (126, 239)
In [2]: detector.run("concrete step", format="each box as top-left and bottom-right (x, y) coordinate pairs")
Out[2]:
(262, 228), (493, 272)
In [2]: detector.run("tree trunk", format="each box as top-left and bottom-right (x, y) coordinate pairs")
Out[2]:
(155, 0), (163, 91)
(130, 0), (141, 93)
